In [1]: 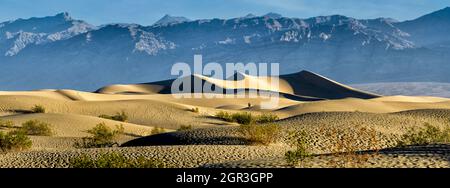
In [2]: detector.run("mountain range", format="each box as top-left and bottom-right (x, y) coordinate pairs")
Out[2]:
(1, 8), (450, 91)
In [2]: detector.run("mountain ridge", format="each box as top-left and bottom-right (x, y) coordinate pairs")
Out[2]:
(0, 9), (450, 91)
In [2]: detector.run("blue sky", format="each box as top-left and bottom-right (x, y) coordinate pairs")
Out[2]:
(0, 0), (449, 25)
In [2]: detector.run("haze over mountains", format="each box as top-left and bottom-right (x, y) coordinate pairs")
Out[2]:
(1, 7), (450, 91)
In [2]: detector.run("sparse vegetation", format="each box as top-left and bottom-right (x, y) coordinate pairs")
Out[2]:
(151, 127), (165, 135)
(189, 107), (199, 113)
(215, 111), (234, 122)
(31, 105), (46, 113)
(256, 113), (279, 124)
(0, 119), (14, 128)
(0, 131), (32, 153)
(215, 111), (279, 125)
(239, 123), (280, 145)
(99, 111), (128, 122)
(20, 120), (53, 136)
(69, 152), (166, 168)
(177, 125), (193, 131)
(285, 130), (313, 166)
(397, 123), (450, 147)
(74, 123), (124, 148)
(322, 125), (380, 168)
(232, 112), (254, 125)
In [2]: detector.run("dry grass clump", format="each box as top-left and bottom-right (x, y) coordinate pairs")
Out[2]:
(0, 131), (32, 153)
(69, 152), (166, 168)
(215, 111), (279, 125)
(20, 120), (53, 136)
(215, 111), (234, 122)
(285, 130), (313, 166)
(0, 119), (14, 128)
(75, 123), (124, 148)
(397, 123), (450, 147)
(31, 105), (46, 113)
(99, 111), (128, 122)
(189, 107), (199, 113)
(257, 113), (280, 124)
(177, 125), (193, 131)
(151, 127), (165, 135)
(239, 123), (281, 145)
(283, 123), (382, 167)
(321, 125), (380, 168)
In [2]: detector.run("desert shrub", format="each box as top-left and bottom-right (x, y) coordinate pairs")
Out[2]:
(232, 112), (254, 125)
(151, 127), (165, 135)
(0, 119), (14, 128)
(177, 125), (193, 131)
(74, 123), (124, 148)
(99, 111), (128, 122)
(189, 107), (199, 113)
(239, 123), (280, 145)
(397, 123), (450, 147)
(256, 113), (279, 124)
(0, 131), (32, 153)
(321, 125), (380, 168)
(20, 120), (53, 136)
(69, 152), (166, 168)
(285, 130), (312, 166)
(216, 111), (254, 125)
(31, 105), (46, 113)
(215, 111), (234, 122)
(216, 111), (279, 125)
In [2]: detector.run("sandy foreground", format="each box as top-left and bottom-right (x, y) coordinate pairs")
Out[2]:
(0, 71), (449, 168)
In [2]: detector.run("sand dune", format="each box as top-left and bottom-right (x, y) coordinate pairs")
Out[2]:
(2, 113), (165, 137)
(1, 70), (450, 168)
(275, 98), (450, 117)
(280, 71), (380, 99)
(371, 95), (450, 103)
(97, 70), (379, 100)
(124, 109), (450, 151)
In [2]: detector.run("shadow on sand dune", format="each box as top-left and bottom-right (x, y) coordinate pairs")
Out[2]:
(315, 144), (450, 158)
(121, 132), (249, 147)
(376, 144), (450, 155)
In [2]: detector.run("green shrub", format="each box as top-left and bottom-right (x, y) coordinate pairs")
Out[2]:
(21, 120), (53, 136)
(99, 111), (128, 122)
(239, 123), (280, 145)
(0, 131), (32, 152)
(69, 152), (166, 168)
(0, 119), (14, 128)
(151, 127), (165, 135)
(31, 105), (46, 113)
(74, 123), (124, 148)
(177, 125), (193, 131)
(285, 130), (312, 166)
(397, 123), (450, 146)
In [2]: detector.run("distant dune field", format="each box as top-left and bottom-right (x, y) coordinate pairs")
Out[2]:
(351, 82), (450, 98)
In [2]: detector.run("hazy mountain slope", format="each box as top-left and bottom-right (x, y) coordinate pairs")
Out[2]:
(0, 9), (450, 91)
(396, 7), (450, 47)
(154, 14), (190, 26)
